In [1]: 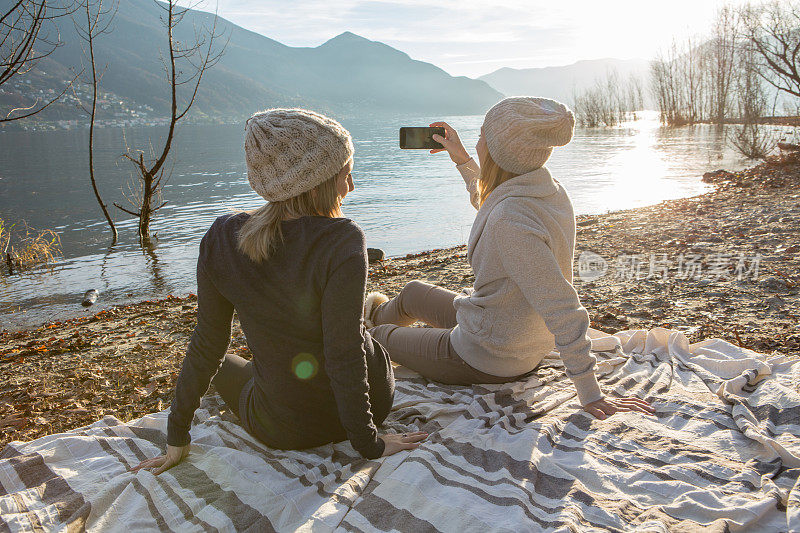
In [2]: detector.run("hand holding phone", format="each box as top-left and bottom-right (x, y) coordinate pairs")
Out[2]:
(427, 121), (470, 165)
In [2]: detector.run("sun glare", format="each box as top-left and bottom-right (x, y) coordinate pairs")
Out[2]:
(599, 114), (673, 209)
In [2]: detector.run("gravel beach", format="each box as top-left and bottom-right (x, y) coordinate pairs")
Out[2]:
(1, 157), (798, 449)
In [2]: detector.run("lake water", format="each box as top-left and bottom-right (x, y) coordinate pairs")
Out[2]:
(0, 112), (784, 329)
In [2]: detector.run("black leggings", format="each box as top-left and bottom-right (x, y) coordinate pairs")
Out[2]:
(210, 352), (395, 445)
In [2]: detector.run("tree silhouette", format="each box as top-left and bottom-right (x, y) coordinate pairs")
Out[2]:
(114, 0), (227, 240)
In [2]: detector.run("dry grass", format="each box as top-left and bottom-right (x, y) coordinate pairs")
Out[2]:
(0, 218), (62, 275)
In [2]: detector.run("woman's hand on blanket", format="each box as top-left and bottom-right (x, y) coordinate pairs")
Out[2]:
(129, 444), (190, 475)
(583, 396), (656, 420)
(429, 121), (470, 165)
(379, 431), (428, 456)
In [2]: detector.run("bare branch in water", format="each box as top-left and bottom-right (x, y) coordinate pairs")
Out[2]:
(121, 0), (228, 240)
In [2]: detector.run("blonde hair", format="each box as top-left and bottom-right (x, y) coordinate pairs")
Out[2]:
(477, 151), (518, 207)
(237, 172), (344, 263)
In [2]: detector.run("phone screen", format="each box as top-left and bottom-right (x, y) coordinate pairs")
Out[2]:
(399, 127), (445, 149)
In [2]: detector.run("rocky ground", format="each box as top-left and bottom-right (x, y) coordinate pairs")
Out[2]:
(1, 157), (798, 449)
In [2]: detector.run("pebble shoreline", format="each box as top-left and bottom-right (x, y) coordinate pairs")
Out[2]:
(1, 158), (798, 448)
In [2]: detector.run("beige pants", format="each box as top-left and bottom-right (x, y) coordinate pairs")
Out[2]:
(368, 280), (516, 385)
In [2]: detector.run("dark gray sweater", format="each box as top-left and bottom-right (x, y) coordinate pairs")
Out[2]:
(167, 213), (393, 459)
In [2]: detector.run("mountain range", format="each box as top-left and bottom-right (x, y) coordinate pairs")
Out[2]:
(479, 58), (652, 107)
(0, 0), (651, 124)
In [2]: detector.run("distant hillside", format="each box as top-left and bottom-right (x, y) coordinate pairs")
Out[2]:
(479, 58), (653, 108)
(0, 0), (503, 124)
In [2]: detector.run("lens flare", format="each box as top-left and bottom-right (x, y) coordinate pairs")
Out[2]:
(292, 352), (319, 380)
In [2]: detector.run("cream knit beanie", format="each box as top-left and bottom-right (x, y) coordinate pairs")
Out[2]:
(244, 108), (354, 202)
(482, 97), (575, 175)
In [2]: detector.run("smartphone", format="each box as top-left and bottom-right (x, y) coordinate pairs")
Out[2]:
(399, 127), (445, 149)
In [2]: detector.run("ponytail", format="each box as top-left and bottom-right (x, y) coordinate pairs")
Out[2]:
(237, 172), (344, 263)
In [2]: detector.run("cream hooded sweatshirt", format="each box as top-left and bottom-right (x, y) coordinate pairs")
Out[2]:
(449, 158), (603, 406)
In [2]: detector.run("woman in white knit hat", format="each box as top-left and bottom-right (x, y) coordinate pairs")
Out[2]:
(132, 108), (426, 475)
(365, 97), (654, 420)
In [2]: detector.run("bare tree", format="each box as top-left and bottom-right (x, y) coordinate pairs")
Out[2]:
(573, 69), (643, 127)
(651, 14), (742, 127)
(681, 35), (705, 123)
(650, 2), (800, 128)
(624, 73), (645, 119)
(735, 39), (769, 122)
(572, 85), (598, 128)
(727, 121), (776, 159)
(727, 34), (776, 159)
(708, 6), (740, 124)
(650, 7), (746, 128)
(1, 0), (79, 122)
(651, 41), (689, 126)
(113, 0), (226, 239)
(741, 1), (800, 102)
(73, 0), (118, 241)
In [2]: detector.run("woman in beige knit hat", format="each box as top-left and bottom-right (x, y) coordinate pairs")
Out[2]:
(366, 97), (654, 421)
(132, 108), (426, 476)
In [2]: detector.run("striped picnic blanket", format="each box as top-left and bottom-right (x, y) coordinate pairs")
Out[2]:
(2, 326), (799, 532)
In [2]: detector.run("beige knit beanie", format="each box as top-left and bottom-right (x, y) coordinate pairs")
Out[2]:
(244, 108), (354, 202)
(481, 97), (575, 175)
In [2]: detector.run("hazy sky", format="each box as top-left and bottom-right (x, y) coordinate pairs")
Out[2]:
(185, 0), (766, 78)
